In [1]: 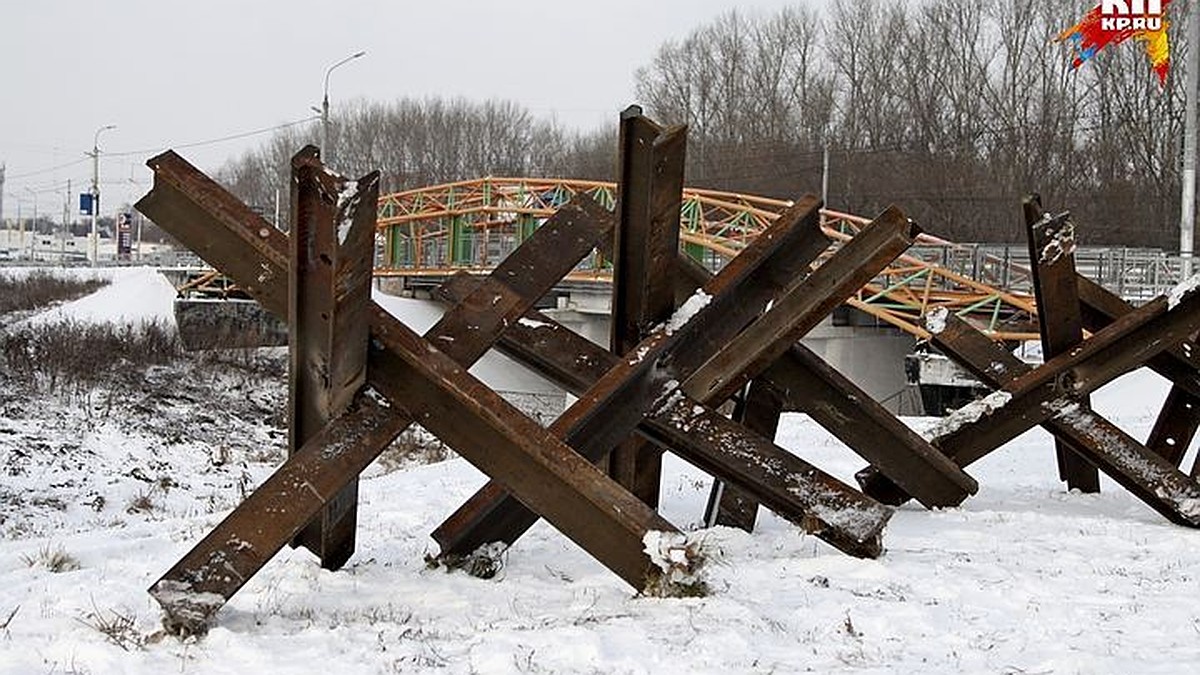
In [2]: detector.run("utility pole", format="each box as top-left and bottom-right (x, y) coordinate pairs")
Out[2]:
(24, 187), (37, 260)
(1181, 0), (1199, 279)
(821, 144), (830, 209)
(17, 194), (25, 260)
(89, 124), (116, 263)
(135, 210), (143, 262)
(318, 51), (366, 166)
(0, 163), (5, 228)
(63, 180), (70, 263)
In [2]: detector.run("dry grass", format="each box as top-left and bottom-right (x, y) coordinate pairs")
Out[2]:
(0, 271), (108, 315)
(124, 489), (158, 515)
(1, 319), (182, 393)
(78, 606), (145, 651)
(375, 426), (453, 474)
(21, 544), (81, 573)
(427, 542), (508, 580)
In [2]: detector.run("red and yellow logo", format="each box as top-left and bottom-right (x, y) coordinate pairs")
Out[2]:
(1058, 1), (1171, 84)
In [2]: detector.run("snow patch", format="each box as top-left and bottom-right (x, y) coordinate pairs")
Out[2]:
(1038, 217), (1076, 265)
(628, 344), (652, 365)
(149, 579), (230, 634)
(663, 289), (712, 334)
(924, 306), (949, 334)
(922, 389), (1013, 440)
(651, 379), (684, 416)
(1168, 272), (1200, 310)
(641, 530), (705, 594)
(336, 179), (361, 245)
(18, 267), (176, 328)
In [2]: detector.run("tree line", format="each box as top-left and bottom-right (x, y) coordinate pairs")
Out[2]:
(217, 0), (1193, 247)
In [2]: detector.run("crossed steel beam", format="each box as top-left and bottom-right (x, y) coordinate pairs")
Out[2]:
(140, 149), (683, 633)
(858, 198), (1200, 525)
(136, 125), (1200, 643)
(138, 132), (967, 634)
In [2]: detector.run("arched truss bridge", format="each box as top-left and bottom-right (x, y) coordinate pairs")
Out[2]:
(375, 177), (1040, 342)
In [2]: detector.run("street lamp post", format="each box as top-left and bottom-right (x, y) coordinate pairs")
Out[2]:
(320, 51), (366, 165)
(89, 124), (116, 263)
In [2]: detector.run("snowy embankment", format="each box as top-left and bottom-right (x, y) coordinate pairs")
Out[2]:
(0, 269), (1198, 674)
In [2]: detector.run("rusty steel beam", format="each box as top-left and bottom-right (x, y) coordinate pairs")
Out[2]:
(607, 107), (687, 506)
(433, 196), (830, 555)
(682, 207), (919, 406)
(860, 304), (1200, 524)
(1076, 275), (1200, 465)
(150, 397), (409, 635)
(610, 106), (685, 354)
(702, 379), (785, 532)
(1024, 197), (1099, 492)
(288, 148), (379, 568)
(930, 315), (1200, 526)
(672, 247), (977, 511)
(765, 344), (978, 507)
(1146, 386), (1200, 467)
(432, 275), (894, 559)
(366, 304), (684, 590)
(433, 197), (896, 559)
(1077, 275), (1200, 399)
(137, 152), (290, 317)
(138, 150), (619, 632)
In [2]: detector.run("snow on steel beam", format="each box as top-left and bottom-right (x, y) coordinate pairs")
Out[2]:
(137, 150), (620, 633)
(859, 304), (1200, 526)
(607, 107), (687, 506)
(1024, 196), (1099, 493)
(1076, 274), (1200, 467)
(432, 196), (899, 559)
(432, 276), (893, 558)
(287, 147), (379, 568)
(702, 379), (785, 532)
(671, 247), (978, 512)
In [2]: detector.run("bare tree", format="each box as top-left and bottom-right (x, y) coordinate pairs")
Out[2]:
(215, 0), (1194, 248)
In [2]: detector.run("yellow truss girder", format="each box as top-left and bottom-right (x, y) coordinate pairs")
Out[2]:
(376, 177), (1040, 342)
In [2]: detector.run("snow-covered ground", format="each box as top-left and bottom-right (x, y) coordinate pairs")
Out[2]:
(1, 268), (1198, 674)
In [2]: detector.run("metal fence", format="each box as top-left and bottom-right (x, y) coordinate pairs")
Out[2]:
(907, 244), (1187, 304)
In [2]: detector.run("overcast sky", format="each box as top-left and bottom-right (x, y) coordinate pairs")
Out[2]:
(0, 0), (804, 221)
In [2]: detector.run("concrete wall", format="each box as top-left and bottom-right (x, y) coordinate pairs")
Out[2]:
(800, 321), (923, 415)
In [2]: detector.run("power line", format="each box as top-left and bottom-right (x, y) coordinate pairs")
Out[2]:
(3, 116), (318, 183)
(103, 116), (319, 158)
(5, 157), (89, 180)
